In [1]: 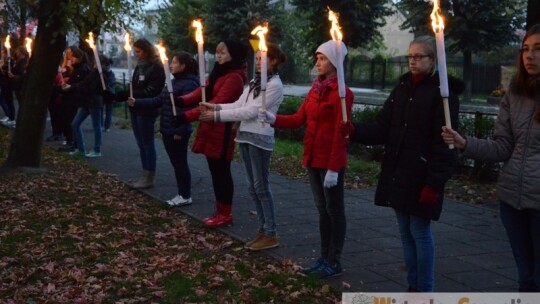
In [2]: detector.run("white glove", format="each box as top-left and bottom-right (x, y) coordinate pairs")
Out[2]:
(258, 109), (276, 124)
(323, 170), (339, 188)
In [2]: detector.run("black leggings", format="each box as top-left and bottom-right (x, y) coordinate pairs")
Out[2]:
(206, 157), (233, 206)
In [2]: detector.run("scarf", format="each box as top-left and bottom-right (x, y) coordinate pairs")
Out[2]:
(311, 74), (338, 95)
(412, 73), (427, 86)
(249, 72), (276, 99)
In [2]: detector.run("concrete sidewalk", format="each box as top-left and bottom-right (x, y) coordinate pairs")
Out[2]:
(44, 119), (517, 292)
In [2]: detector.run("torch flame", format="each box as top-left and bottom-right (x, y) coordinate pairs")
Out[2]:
(192, 20), (204, 44)
(124, 33), (131, 52)
(4, 35), (11, 50)
(250, 24), (268, 52)
(430, 0), (445, 33)
(328, 8), (343, 42)
(25, 37), (32, 54)
(155, 40), (168, 64)
(85, 32), (96, 49)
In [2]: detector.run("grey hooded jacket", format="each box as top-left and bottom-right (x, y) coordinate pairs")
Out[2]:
(463, 90), (540, 210)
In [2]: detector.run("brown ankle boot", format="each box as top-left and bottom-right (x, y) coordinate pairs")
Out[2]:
(245, 230), (265, 248)
(132, 170), (155, 189)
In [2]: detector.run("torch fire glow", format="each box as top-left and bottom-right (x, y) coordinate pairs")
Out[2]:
(430, 0), (453, 149)
(251, 24), (268, 112)
(4, 36), (11, 73)
(328, 9), (347, 122)
(155, 41), (177, 116)
(192, 19), (206, 103)
(85, 32), (106, 90)
(124, 33), (133, 98)
(25, 37), (32, 57)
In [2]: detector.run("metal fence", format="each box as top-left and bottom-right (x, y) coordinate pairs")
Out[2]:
(345, 56), (503, 94)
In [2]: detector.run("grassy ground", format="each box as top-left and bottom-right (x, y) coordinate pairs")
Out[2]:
(0, 127), (339, 303)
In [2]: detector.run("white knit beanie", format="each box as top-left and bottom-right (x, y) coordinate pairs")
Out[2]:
(315, 40), (348, 69)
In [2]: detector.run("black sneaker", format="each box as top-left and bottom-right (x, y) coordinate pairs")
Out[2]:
(313, 260), (342, 279)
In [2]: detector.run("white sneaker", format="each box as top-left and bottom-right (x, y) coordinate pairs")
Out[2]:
(5, 120), (16, 127)
(0, 117), (9, 123)
(166, 194), (192, 206)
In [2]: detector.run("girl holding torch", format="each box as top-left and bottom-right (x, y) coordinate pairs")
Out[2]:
(58, 47), (91, 152)
(199, 43), (286, 250)
(260, 40), (353, 277)
(174, 40), (248, 227)
(115, 38), (165, 189)
(62, 54), (115, 158)
(442, 24), (540, 292)
(346, 36), (462, 291)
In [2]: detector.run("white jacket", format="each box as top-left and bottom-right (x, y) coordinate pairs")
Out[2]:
(218, 75), (284, 137)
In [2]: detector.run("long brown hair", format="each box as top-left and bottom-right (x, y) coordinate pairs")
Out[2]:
(512, 24), (540, 121)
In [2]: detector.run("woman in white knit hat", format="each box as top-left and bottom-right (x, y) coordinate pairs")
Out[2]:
(260, 40), (354, 278)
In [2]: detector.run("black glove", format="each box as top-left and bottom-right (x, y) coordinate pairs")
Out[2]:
(171, 113), (187, 128)
(102, 89), (115, 102)
(115, 90), (129, 102)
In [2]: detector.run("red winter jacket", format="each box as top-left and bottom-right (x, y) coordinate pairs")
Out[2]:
(181, 68), (246, 160)
(274, 80), (354, 171)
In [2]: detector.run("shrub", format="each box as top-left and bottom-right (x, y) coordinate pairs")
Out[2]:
(458, 113), (499, 181)
(349, 106), (385, 161)
(275, 96), (305, 141)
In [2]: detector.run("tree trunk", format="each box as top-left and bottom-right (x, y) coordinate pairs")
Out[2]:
(3, 0), (68, 169)
(527, 0), (540, 30)
(462, 50), (472, 103)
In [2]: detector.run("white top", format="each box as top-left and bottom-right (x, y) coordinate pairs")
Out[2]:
(218, 75), (284, 150)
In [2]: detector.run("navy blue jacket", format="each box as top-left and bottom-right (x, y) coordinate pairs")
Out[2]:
(135, 72), (199, 135)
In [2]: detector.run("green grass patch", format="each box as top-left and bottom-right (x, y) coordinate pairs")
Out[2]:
(163, 271), (195, 300)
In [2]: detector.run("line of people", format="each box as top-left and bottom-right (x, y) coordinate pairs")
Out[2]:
(121, 37), (358, 280)
(63, 27), (540, 290)
(5, 23), (535, 291)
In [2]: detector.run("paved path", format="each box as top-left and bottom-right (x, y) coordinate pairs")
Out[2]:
(40, 107), (517, 292)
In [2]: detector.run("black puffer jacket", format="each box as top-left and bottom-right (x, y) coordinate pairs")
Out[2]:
(352, 72), (463, 220)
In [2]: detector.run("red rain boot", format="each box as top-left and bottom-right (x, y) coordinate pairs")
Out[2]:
(204, 202), (233, 227)
(202, 202), (221, 225)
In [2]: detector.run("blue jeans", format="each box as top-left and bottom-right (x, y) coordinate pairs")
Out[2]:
(131, 114), (157, 172)
(103, 103), (113, 130)
(239, 143), (276, 236)
(307, 167), (346, 264)
(71, 106), (102, 153)
(162, 133), (192, 199)
(395, 209), (434, 292)
(500, 202), (540, 291)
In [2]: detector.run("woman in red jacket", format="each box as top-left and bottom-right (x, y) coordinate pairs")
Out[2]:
(175, 40), (248, 227)
(261, 40), (353, 278)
